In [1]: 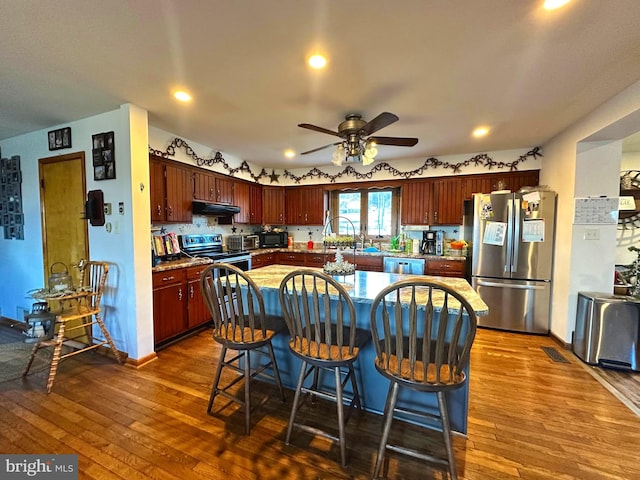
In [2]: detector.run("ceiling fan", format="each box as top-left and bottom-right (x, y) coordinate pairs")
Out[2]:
(298, 112), (418, 165)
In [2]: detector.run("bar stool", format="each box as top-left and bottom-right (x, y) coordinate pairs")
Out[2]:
(200, 262), (286, 435)
(278, 269), (370, 467)
(369, 279), (477, 479)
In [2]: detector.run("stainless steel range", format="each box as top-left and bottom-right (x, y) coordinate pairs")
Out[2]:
(178, 233), (252, 270)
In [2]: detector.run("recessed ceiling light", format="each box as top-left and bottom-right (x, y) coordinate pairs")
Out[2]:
(308, 54), (327, 69)
(472, 127), (490, 138)
(543, 0), (570, 10)
(284, 149), (295, 158)
(173, 90), (192, 102)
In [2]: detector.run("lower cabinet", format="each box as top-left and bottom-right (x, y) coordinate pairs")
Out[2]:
(251, 252), (277, 268)
(355, 255), (383, 272)
(425, 259), (466, 278)
(152, 265), (211, 347)
(305, 253), (327, 268)
(277, 252), (306, 265)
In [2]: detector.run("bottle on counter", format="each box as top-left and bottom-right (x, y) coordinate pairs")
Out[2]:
(288, 236), (293, 248)
(405, 238), (413, 254)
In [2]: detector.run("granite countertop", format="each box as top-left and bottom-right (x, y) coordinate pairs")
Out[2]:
(152, 257), (212, 273)
(245, 264), (487, 316)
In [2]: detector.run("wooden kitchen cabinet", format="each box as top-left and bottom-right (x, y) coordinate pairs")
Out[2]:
(234, 181), (251, 224)
(355, 255), (383, 272)
(262, 186), (285, 225)
(186, 265), (210, 328)
(305, 253), (327, 268)
(462, 171), (540, 199)
(215, 175), (234, 204)
(152, 269), (187, 344)
(193, 169), (216, 202)
(149, 155), (192, 223)
(249, 183), (263, 225)
(152, 265), (212, 347)
(425, 258), (466, 278)
(401, 180), (431, 225)
(277, 251), (306, 265)
(251, 251), (277, 268)
(432, 177), (464, 225)
(286, 186), (326, 225)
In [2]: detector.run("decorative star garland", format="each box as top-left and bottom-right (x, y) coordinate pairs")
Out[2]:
(149, 138), (542, 185)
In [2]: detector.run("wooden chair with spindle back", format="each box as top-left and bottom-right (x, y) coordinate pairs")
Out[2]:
(369, 278), (478, 480)
(200, 262), (286, 435)
(278, 269), (370, 467)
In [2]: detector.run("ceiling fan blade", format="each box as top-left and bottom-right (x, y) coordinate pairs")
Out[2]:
(360, 112), (399, 136)
(300, 142), (342, 155)
(369, 136), (418, 147)
(298, 123), (341, 137)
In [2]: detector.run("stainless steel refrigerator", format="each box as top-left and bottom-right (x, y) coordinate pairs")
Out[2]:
(468, 190), (556, 333)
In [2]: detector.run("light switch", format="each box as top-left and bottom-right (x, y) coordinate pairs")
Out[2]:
(584, 228), (599, 240)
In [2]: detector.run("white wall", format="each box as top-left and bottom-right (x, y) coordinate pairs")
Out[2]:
(542, 79), (640, 342)
(0, 104), (154, 361)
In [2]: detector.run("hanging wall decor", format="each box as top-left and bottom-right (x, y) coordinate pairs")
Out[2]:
(47, 127), (72, 151)
(0, 150), (24, 240)
(92, 131), (116, 180)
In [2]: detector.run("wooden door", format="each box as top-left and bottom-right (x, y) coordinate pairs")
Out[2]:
(193, 170), (216, 201)
(215, 175), (234, 204)
(303, 186), (326, 225)
(285, 187), (301, 225)
(165, 163), (192, 222)
(39, 153), (89, 287)
(149, 157), (166, 222)
(262, 186), (285, 225)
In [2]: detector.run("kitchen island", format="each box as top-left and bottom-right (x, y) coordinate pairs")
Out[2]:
(244, 264), (488, 434)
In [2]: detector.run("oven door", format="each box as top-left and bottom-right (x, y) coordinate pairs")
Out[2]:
(223, 254), (252, 271)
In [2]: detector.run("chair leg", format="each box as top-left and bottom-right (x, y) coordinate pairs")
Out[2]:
(334, 366), (348, 467)
(347, 363), (362, 411)
(373, 382), (399, 480)
(437, 391), (457, 480)
(244, 349), (252, 435)
(208, 346), (227, 414)
(94, 311), (124, 364)
(46, 322), (66, 394)
(23, 342), (41, 377)
(266, 341), (286, 402)
(286, 360), (307, 445)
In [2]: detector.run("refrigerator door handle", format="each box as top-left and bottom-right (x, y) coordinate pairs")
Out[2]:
(512, 198), (520, 272)
(476, 279), (547, 290)
(505, 199), (513, 273)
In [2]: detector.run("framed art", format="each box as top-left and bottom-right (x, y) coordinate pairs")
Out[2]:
(48, 127), (72, 151)
(92, 131), (116, 180)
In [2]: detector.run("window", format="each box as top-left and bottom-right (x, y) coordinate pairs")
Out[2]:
(331, 188), (399, 239)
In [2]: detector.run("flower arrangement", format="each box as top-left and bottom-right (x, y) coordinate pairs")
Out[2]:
(323, 248), (356, 276)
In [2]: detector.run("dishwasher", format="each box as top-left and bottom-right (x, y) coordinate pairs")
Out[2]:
(383, 257), (425, 274)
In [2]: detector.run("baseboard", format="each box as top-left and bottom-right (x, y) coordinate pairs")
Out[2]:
(127, 352), (158, 368)
(550, 331), (571, 350)
(0, 316), (28, 331)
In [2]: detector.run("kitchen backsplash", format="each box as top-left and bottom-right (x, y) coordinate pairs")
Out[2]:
(153, 215), (463, 248)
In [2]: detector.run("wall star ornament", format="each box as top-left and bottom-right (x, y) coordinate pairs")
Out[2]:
(269, 170), (280, 183)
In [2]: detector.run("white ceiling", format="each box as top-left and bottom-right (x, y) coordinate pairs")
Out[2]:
(1, 0), (640, 167)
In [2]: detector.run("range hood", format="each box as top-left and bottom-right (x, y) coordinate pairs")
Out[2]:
(192, 200), (240, 216)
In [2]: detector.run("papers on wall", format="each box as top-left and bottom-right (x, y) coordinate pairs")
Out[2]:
(522, 219), (545, 242)
(573, 197), (619, 224)
(483, 221), (506, 246)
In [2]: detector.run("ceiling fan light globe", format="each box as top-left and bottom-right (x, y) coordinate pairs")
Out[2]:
(362, 155), (374, 166)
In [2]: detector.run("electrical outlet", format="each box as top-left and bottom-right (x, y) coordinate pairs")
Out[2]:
(104, 202), (112, 215)
(584, 228), (600, 240)
(118, 202), (124, 215)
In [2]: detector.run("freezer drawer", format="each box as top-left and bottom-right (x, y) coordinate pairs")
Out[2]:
(573, 291), (640, 371)
(472, 277), (550, 333)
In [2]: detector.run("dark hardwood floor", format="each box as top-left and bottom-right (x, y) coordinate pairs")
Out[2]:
(1, 327), (639, 479)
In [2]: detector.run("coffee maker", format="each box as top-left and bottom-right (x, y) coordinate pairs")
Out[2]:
(421, 230), (444, 255)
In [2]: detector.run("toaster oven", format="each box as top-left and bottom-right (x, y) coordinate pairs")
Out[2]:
(227, 234), (259, 252)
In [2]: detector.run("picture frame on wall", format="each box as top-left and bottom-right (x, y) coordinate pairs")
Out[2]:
(48, 127), (72, 151)
(92, 131), (115, 181)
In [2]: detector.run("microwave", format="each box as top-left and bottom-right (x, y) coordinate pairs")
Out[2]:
(259, 231), (288, 248)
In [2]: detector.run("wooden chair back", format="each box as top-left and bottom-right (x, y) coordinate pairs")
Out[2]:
(278, 269), (358, 364)
(78, 261), (109, 310)
(200, 262), (271, 346)
(369, 279), (477, 390)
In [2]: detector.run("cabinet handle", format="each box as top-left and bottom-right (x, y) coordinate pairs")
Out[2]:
(178, 288), (183, 301)
(162, 275), (174, 281)
(156, 205), (162, 216)
(167, 206), (173, 217)
(189, 285), (194, 298)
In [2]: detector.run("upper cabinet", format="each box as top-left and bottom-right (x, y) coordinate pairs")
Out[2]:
(193, 170), (234, 204)
(234, 181), (251, 224)
(262, 186), (285, 225)
(249, 183), (263, 225)
(401, 180), (431, 225)
(431, 177), (464, 225)
(285, 186), (326, 225)
(215, 175), (234, 204)
(149, 155), (192, 223)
